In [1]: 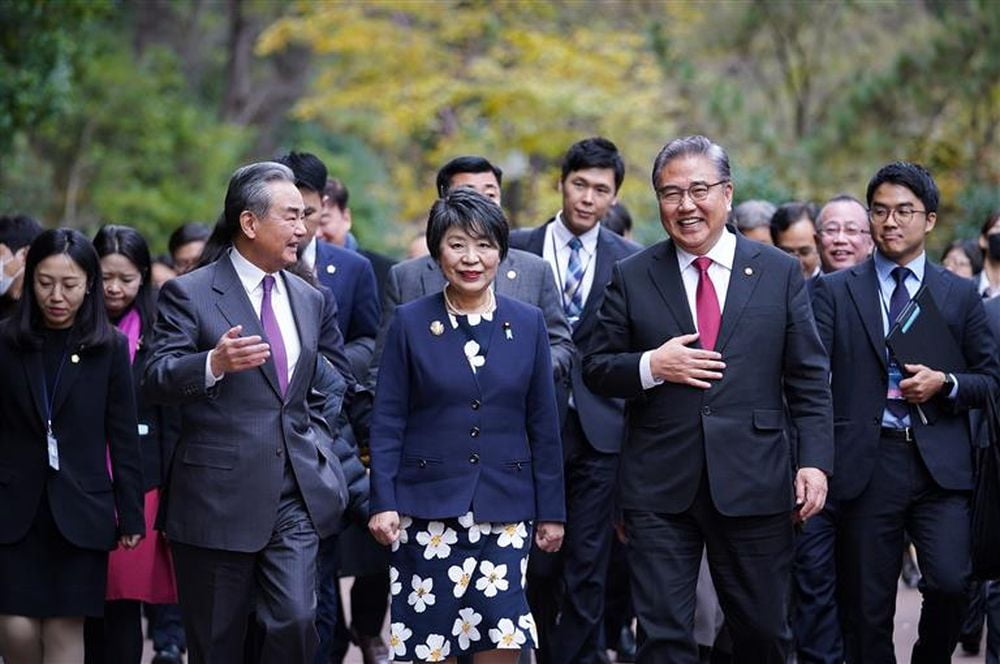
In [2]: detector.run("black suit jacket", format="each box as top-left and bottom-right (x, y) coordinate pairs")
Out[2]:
(510, 221), (642, 453)
(583, 233), (834, 517)
(0, 330), (145, 550)
(812, 257), (999, 501)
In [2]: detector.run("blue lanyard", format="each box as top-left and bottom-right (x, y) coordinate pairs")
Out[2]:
(39, 346), (71, 435)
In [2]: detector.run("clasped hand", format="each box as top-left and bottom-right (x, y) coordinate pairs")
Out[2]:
(210, 325), (271, 377)
(899, 363), (947, 404)
(649, 332), (726, 389)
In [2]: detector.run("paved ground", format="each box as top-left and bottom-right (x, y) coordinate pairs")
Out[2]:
(137, 579), (988, 662)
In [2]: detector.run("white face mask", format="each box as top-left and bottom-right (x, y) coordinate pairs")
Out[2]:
(0, 252), (23, 297)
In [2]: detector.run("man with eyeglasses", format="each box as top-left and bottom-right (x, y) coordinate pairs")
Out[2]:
(584, 135), (833, 663)
(811, 161), (999, 663)
(815, 195), (874, 273)
(771, 201), (821, 282)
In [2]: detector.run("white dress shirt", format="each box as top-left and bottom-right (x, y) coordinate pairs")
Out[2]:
(639, 229), (737, 389)
(301, 236), (318, 273)
(205, 248), (302, 387)
(542, 212), (601, 313)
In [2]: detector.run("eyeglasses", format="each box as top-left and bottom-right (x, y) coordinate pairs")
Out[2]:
(818, 224), (871, 239)
(868, 206), (929, 225)
(656, 180), (729, 205)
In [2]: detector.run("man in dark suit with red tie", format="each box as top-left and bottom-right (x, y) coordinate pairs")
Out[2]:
(583, 135), (833, 663)
(811, 162), (999, 663)
(510, 137), (641, 663)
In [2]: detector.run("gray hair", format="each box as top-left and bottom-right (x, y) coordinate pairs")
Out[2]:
(226, 162), (295, 231)
(650, 135), (731, 189)
(730, 200), (777, 231)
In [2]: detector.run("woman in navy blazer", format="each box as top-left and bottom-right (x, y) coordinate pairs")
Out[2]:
(369, 190), (564, 662)
(0, 229), (144, 664)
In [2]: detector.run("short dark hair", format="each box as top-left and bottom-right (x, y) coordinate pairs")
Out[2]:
(323, 178), (350, 211)
(941, 238), (984, 274)
(436, 156), (504, 198)
(561, 137), (625, 192)
(199, 161), (295, 267)
(602, 202), (633, 237)
(4, 228), (114, 349)
(425, 189), (509, 263)
(865, 161), (939, 213)
(168, 222), (211, 258)
(730, 200), (776, 232)
(275, 151), (328, 194)
(651, 135), (731, 190)
(979, 209), (1000, 238)
(0, 214), (43, 251)
(93, 224), (156, 339)
(770, 201), (819, 244)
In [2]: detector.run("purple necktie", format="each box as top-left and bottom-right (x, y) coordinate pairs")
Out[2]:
(261, 275), (288, 395)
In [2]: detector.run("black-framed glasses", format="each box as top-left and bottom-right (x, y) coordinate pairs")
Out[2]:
(818, 224), (871, 238)
(656, 180), (729, 205)
(868, 205), (928, 225)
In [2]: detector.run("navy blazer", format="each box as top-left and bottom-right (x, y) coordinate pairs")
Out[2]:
(315, 240), (380, 377)
(0, 330), (145, 550)
(510, 221), (642, 453)
(584, 233), (833, 517)
(370, 293), (565, 524)
(812, 257), (999, 501)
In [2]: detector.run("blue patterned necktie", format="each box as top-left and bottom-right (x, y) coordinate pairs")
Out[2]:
(564, 236), (585, 320)
(886, 266), (912, 420)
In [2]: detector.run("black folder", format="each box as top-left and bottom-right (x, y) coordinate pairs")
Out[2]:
(886, 285), (966, 373)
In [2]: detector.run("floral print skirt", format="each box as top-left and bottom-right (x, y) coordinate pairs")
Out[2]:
(388, 512), (537, 662)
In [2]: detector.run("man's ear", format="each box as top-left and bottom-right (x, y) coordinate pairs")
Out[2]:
(344, 207), (353, 230)
(239, 210), (257, 240)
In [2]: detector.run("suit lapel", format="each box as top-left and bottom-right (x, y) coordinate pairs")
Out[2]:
(715, 236), (763, 352)
(284, 273), (315, 401)
(427, 295), (482, 396)
(22, 349), (47, 426)
(50, 337), (83, 417)
(420, 258), (446, 296)
(648, 240), (696, 334)
(212, 258), (283, 399)
(846, 258), (887, 370)
(494, 254), (519, 298)
(524, 222), (549, 256)
(922, 262), (953, 320)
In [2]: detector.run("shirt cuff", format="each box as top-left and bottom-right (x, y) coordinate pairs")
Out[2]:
(639, 350), (664, 390)
(946, 373), (959, 400)
(205, 350), (224, 388)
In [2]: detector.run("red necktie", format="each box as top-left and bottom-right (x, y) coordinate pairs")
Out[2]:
(693, 256), (721, 351)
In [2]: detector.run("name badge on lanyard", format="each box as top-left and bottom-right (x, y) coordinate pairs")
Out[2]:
(41, 347), (71, 471)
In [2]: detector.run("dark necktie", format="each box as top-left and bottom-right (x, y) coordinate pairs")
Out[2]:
(564, 236), (585, 319)
(261, 275), (288, 395)
(693, 256), (721, 351)
(886, 266), (912, 420)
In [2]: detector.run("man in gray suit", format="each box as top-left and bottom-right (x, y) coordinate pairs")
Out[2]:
(371, 155), (574, 383)
(144, 162), (348, 664)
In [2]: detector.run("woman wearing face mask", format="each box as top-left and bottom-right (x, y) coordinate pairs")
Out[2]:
(83, 225), (180, 664)
(0, 214), (44, 321)
(0, 228), (144, 664)
(977, 210), (1000, 298)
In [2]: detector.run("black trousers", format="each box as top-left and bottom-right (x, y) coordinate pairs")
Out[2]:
(838, 433), (971, 664)
(624, 472), (793, 664)
(172, 493), (319, 664)
(528, 409), (619, 664)
(792, 498), (844, 664)
(84, 600), (143, 664)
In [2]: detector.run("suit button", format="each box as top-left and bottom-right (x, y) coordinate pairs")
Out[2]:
(470, 426), (480, 437)
(418, 459), (427, 468)
(702, 406), (712, 416)
(469, 453), (480, 464)
(276, 447), (284, 456)
(471, 400), (481, 410)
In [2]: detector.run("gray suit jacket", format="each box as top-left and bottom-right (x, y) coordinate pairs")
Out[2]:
(369, 248), (574, 384)
(143, 255), (348, 552)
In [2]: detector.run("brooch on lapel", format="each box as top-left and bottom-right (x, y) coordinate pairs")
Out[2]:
(325, 264), (336, 275)
(429, 320), (445, 336)
(744, 266), (754, 276)
(70, 353), (81, 364)
(506, 270), (517, 280)
(503, 321), (513, 340)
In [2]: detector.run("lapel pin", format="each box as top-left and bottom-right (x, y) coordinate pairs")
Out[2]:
(744, 267), (753, 276)
(430, 320), (445, 336)
(326, 264), (336, 275)
(503, 321), (513, 340)
(70, 353), (80, 364)
(506, 270), (517, 280)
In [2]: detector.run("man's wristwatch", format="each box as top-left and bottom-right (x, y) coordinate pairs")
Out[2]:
(942, 373), (955, 392)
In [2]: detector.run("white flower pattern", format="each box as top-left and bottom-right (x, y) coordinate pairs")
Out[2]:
(518, 613), (538, 646)
(414, 633), (451, 661)
(447, 557), (477, 598)
(389, 566), (402, 596)
(451, 607), (483, 650)
(416, 521), (459, 560)
(489, 618), (526, 649)
(494, 522), (528, 549)
(408, 575), (436, 613)
(457, 511), (491, 543)
(389, 622), (412, 657)
(475, 560), (509, 598)
(392, 515), (413, 553)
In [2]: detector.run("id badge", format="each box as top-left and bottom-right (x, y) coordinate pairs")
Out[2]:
(887, 362), (904, 402)
(47, 431), (60, 470)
